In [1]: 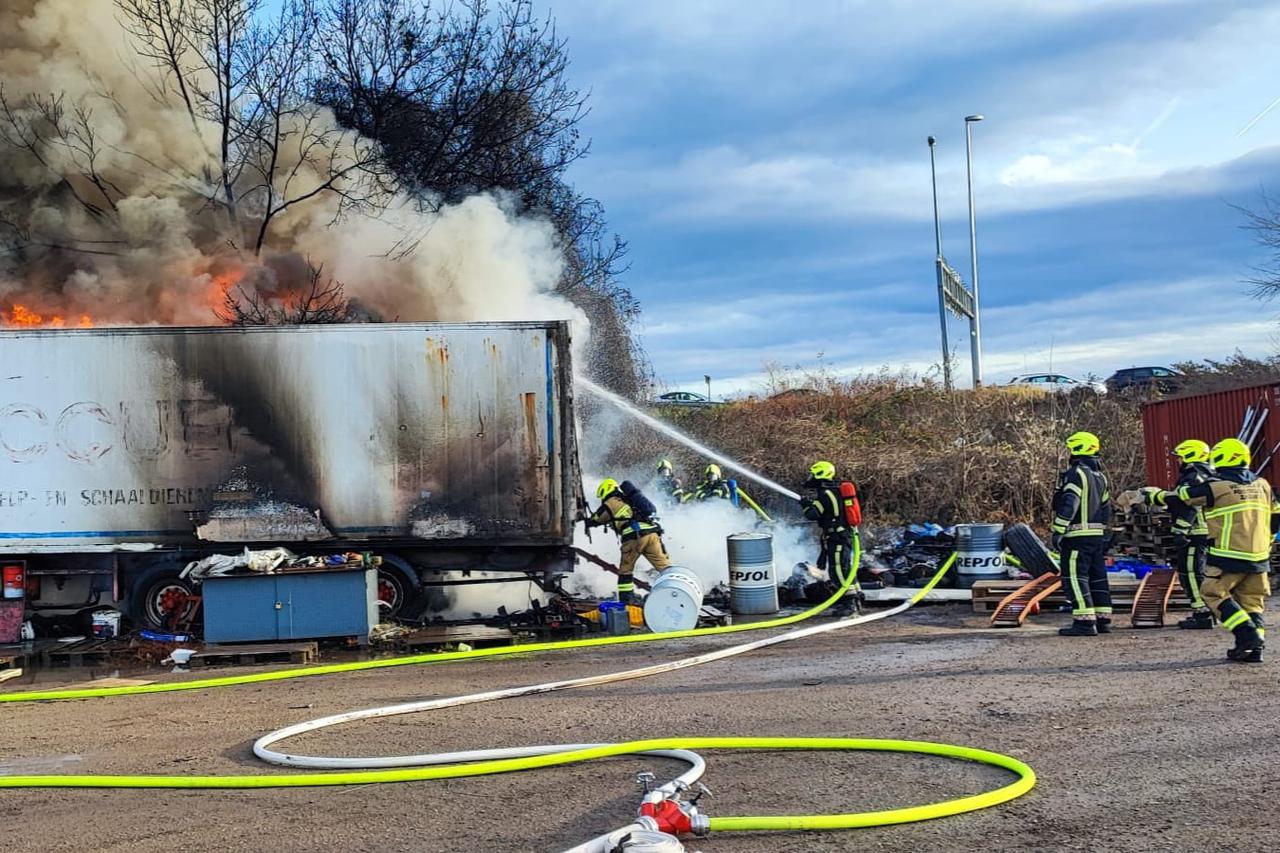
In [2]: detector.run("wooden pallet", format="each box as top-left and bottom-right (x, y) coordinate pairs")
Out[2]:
(190, 641), (317, 667)
(396, 626), (515, 649)
(0, 651), (24, 671)
(972, 576), (1191, 614)
(41, 638), (131, 667)
(1130, 569), (1179, 628)
(989, 574), (1063, 628)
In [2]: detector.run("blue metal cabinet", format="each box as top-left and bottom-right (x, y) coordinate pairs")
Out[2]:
(202, 569), (378, 644)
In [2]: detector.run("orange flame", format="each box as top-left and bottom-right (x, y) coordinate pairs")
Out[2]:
(1, 304), (95, 329)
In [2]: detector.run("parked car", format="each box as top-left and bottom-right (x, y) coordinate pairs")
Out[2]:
(653, 390), (716, 407)
(1105, 366), (1182, 395)
(1007, 373), (1107, 394)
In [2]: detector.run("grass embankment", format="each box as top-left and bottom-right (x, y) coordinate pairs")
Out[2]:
(602, 378), (1145, 527)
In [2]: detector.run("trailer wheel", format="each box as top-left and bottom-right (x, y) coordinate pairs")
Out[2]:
(376, 558), (419, 619)
(1003, 523), (1059, 577)
(127, 568), (199, 632)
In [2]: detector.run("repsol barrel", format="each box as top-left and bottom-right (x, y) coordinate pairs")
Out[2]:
(643, 566), (704, 633)
(727, 532), (779, 614)
(955, 523), (1005, 588)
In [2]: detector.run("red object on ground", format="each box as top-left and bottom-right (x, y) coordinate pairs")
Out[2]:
(640, 798), (695, 836)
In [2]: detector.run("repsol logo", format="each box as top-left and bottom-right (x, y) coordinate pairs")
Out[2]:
(0, 400), (241, 465)
(731, 569), (772, 583)
(957, 555), (1003, 569)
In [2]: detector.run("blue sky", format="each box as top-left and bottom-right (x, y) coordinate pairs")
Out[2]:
(542, 0), (1280, 393)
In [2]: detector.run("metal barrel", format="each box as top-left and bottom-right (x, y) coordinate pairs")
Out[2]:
(955, 523), (1005, 588)
(727, 532), (779, 615)
(643, 566), (704, 633)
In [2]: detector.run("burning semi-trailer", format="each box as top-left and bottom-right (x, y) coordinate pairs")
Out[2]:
(0, 321), (583, 630)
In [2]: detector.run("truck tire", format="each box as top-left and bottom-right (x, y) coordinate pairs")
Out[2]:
(127, 566), (198, 632)
(1003, 523), (1058, 576)
(376, 555), (420, 620)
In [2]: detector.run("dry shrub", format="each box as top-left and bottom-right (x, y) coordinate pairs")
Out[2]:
(596, 376), (1145, 528)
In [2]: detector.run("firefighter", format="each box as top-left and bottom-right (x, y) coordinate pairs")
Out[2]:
(1155, 438), (1278, 663)
(1144, 439), (1215, 629)
(586, 478), (671, 604)
(1051, 431), (1114, 637)
(800, 460), (861, 616)
(654, 458), (689, 504)
(693, 463), (772, 521)
(693, 463), (731, 501)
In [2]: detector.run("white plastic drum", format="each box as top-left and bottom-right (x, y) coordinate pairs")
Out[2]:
(643, 566), (705, 633)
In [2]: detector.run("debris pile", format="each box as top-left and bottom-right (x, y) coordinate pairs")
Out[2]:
(182, 548), (375, 581)
(864, 524), (958, 588)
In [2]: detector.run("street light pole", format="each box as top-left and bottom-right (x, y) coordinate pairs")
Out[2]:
(928, 136), (953, 391)
(964, 114), (985, 387)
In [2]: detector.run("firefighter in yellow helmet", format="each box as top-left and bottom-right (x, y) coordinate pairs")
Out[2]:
(586, 478), (671, 604)
(654, 458), (689, 504)
(1152, 438), (1279, 663)
(1051, 431), (1114, 636)
(1143, 439), (1215, 628)
(800, 460), (862, 616)
(692, 462), (772, 521)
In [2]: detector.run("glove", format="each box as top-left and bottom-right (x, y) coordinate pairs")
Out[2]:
(1141, 487), (1164, 507)
(1171, 533), (1189, 551)
(1050, 532), (1063, 551)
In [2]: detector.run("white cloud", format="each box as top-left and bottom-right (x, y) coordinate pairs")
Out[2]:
(566, 1), (1280, 224)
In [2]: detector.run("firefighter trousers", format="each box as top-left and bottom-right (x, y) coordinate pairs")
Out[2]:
(1061, 538), (1111, 618)
(818, 530), (859, 596)
(1175, 537), (1209, 611)
(1202, 566), (1269, 636)
(618, 532), (671, 599)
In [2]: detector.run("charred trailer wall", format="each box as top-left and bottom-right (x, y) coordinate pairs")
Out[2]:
(0, 322), (582, 550)
(1141, 382), (1280, 490)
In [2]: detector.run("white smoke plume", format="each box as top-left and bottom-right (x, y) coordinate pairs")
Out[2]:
(0, 0), (580, 330)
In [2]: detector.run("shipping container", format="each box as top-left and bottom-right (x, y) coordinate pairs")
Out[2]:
(1141, 382), (1280, 489)
(0, 322), (583, 627)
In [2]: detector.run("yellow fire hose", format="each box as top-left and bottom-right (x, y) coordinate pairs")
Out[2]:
(0, 544), (1036, 847)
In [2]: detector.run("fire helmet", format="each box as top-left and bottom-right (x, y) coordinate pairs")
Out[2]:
(1210, 438), (1251, 469)
(809, 460), (836, 481)
(1066, 431), (1101, 457)
(1172, 439), (1211, 464)
(596, 478), (619, 500)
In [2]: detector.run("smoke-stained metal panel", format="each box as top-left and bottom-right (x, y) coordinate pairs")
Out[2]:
(1141, 383), (1280, 489)
(0, 322), (577, 549)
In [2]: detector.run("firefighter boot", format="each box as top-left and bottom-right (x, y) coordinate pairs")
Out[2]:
(1177, 611), (1214, 630)
(1058, 619), (1098, 637)
(1095, 616), (1113, 634)
(1226, 623), (1264, 663)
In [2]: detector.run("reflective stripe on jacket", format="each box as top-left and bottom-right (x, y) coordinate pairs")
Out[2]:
(1175, 468), (1277, 573)
(803, 484), (847, 535)
(590, 494), (661, 541)
(1051, 458), (1111, 539)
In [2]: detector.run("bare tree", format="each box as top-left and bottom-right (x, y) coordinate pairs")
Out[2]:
(220, 260), (353, 324)
(0, 0), (387, 269)
(1241, 192), (1280, 302)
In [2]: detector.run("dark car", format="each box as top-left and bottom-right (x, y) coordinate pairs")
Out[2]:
(1105, 366), (1182, 394)
(653, 390), (716, 408)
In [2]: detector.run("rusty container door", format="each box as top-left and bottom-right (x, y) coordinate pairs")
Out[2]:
(1142, 383), (1280, 489)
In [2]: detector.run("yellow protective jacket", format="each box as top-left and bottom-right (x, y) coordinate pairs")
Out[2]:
(1172, 467), (1279, 574)
(590, 494), (661, 541)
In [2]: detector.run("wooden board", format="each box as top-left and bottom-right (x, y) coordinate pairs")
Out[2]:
(0, 668), (22, 684)
(191, 641), (317, 667)
(398, 626), (515, 648)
